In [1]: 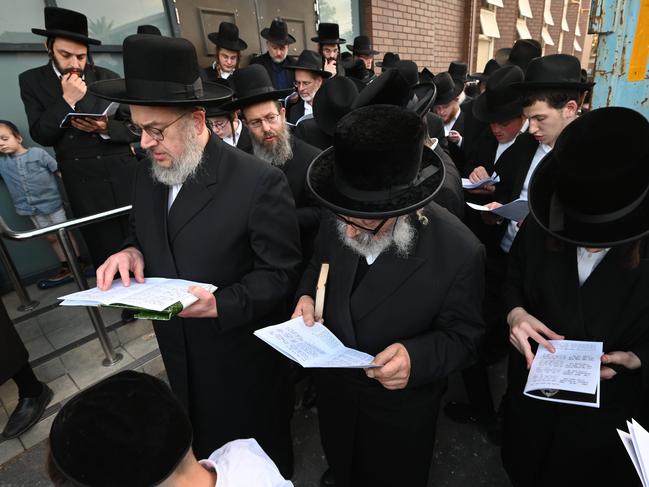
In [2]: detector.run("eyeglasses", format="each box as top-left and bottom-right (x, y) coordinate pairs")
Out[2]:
(208, 119), (229, 130)
(127, 112), (188, 141)
(336, 214), (389, 236)
(293, 80), (313, 88)
(245, 113), (281, 129)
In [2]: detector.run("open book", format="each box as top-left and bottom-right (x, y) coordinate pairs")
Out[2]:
(461, 174), (500, 189)
(254, 317), (380, 368)
(466, 198), (529, 222)
(58, 277), (217, 320)
(59, 101), (119, 128)
(524, 340), (602, 408)
(618, 419), (649, 487)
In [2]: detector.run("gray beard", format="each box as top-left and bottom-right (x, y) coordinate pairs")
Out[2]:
(149, 121), (204, 186)
(336, 216), (416, 260)
(251, 124), (293, 167)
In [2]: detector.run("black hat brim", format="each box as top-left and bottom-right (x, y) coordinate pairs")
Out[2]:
(433, 79), (464, 105)
(221, 88), (295, 112)
(512, 81), (595, 91)
(260, 29), (296, 45)
(412, 83), (437, 118)
(529, 151), (649, 247)
(346, 45), (379, 55)
(472, 92), (523, 123)
(307, 145), (445, 219)
(284, 65), (332, 78)
(311, 36), (346, 44)
(88, 79), (233, 106)
(32, 28), (101, 45)
(207, 33), (248, 51)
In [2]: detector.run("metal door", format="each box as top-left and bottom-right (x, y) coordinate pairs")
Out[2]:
(254, 0), (318, 58)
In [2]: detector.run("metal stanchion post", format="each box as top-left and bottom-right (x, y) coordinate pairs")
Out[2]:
(0, 238), (39, 311)
(57, 228), (123, 367)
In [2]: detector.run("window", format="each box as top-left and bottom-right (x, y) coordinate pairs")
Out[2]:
(519, 0), (533, 19)
(574, 38), (582, 52)
(544, 0), (554, 25)
(516, 18), (532, 40)
(480, 9), (501, 38)
(561, 0), (570, 31)
(542, 26), (555, 45)
(485, 0), (504, 8)
(317, 0), (361, 47)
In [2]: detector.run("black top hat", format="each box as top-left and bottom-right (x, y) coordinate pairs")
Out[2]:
(432, 72), (463, 105)
(313, 76), (359, 136)
(468, 58), (501, 81)
(529, 107), (649, 247)
(393, 60), (419, 87)
(89, 35), (232, 106)
(376, 52), (401, 69)
(49, 371), (193, 487)
(285, 50), (332, 78)
(346, 35), (379, 55)
(448, 61), (468, 82)
(208, 21), (248, 51)
(473, 65), (524, 123)
(32, 7), (101, 45)
(222, 64), (294, 112)
(508, 39), (542, 72)
(419, 67), (435, 84)
(311, 23), (345, 44)
(513, 54), (595, 91)
(260, 19), (296, 45)
(307, 104), (445, 218)
(136, 24), (161, 35)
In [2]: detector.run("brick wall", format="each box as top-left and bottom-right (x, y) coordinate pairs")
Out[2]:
(544, 0), (565, 54)
(494, 0), (520, 53)
(528, 0), (545, 42)
(563, 0), (580, 56)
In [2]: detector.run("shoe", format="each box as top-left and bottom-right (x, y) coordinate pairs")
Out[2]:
(443, 401), (479, 424)
(1, 384), (53, 439)
(320, 468), (336, 487)
(37, 266), (74, 289)
(121, 308), (137, 324)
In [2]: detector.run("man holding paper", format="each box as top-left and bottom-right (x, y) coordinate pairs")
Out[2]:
(90, 35), (302, 477)
(292, 105), (485, 487)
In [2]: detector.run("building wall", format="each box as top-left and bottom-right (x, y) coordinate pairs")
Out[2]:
(494, 0), (519, 54)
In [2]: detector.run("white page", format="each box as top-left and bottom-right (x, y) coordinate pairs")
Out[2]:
(461, 174), (500, 189)
(313, 347), (378, 368)
(617, 429), (646, 487)
(466, 198), (529, 222)
(631, 419), (649, 487)
(59, 102), (120, 128)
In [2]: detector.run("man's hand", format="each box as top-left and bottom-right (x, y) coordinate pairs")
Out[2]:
(96, 246), (145, 290)
(448, 129), (462, 145)
(365, 343), (411, 390)
(507, 307), (564, 369)
(178, 287), (218, 318)
(324, 58), (337, 76)
(600, 351), (641, 380)
(291, 295), (322, 326)
(481, 201), (503, 225)
(467, 166), (496, 195)
(70, 116), (108, 134)
(61, 73), (87, 108)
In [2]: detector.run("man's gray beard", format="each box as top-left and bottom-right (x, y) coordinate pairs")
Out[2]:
(251, 123), (293, 167)
(149, 119), (204, 186)
(336, 216), (416, 260)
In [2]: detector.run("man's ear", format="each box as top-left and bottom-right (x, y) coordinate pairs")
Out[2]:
(564, 99), (579, 118)
(193, 109), (207, 135)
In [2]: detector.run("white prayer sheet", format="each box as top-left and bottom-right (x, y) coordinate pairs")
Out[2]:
(618, 419), (649, 487)
(58, 277), (217, 312)
(466, 198), (530, 222)
(254, 317), (380, 369)
(524, 340), (602, 408)
(461, 174), (500, 189)
(60, 102), (119, 128)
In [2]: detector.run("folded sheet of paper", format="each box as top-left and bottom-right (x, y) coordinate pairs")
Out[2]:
(58, 277), (217, 320)
(618, 419), (649, 487)
(254, 317), (380, 368)
(59, 101), (119, 128)
(461, 174), (500, 189)
(524, 340), (602, 408)
(466, 198), (529, 222)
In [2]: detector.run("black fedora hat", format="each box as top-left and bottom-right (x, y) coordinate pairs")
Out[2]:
(346, 35), (379, 55)
(473, 65), (524, 123)
(343, 58), (375, 84)
(136, 25), (161, 35)
(285, 50), (332, 78)
(311, 22), (345, 44)
(313, 76), (359, 136)
(529, 107), (649, 247)
(508, 39), (542, 72)
(376, 52), (401, 69)
(393, 60), (419, 87)
(468, 58), (500, 81)
(513, 54), (595, 91)
(419, 67), (435, 83)
(307, 104), (445, 219)
(221, 64), (294, 112)
(448, 61), (468, 82)
(260, 19), (296, 45)
(89, 35), (232, 106)
(432, 72), (463, 105)
(32, 7), (101, 45)
(208, 21), (248, 51)
(49, 371), (193, 487)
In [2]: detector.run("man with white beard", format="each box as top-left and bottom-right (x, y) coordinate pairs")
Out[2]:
(285, 50), (332, 125)
(291, 105), (485, 487)
(90, 35), (301, 478)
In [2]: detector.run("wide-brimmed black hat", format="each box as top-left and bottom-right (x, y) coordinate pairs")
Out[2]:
(285, 50), (332, 78)
(313, 76), (359, 136)
(221, 64), (294, 112)
(513, 54), (595, 91)
(260, 19), (295, 45)
(376, 52), (400, 69)
(508, 39), (542, 72)
(393, 60), (419, 87)
(419, 67), (435, 83)
(208, 21), (248, 51)
(432, 72), (463, 105)
(89, 35), (232, 106)
(312, 22), (345, 44)
(473, 65), (524, 123)
(49, 371), (192, 487)
(346, 35), (379, 55)
(448, 61), (468, 82)
(307, 104), (445, 218)
(529, 107), (649, 247)
(468, 58), (500, 81)
(343, 58), (375, 86)
(136, 25), (161, 35)
(32, 7), (101, 45)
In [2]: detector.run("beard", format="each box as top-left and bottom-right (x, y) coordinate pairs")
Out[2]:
(251, 123), (293, 167)
(299, 91), (314, 103)
(51, 53), (84, 77)
(336, 216), (416, 260)
(149, 118), (204, 186)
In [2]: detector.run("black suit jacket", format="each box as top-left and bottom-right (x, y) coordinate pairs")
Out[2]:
(447, 100), (488, 174)
(249, 53), (297, 90)
(293, 118), (332, 151)
(231, 123), (253, 154)
(287, 99), (307, 125)
(431, 143), (465, 219)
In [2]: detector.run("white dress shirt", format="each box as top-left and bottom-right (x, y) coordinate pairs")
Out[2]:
(222, 120), (243, 147)
(494, 120), (529, 165)
(443, 108), (462, 136)
(168, 184), (182, 210)
(577, 247), (610, 286)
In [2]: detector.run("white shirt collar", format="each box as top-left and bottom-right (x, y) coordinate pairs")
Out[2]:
(443, 108), (461, 136)
(222, 120), (243, 147)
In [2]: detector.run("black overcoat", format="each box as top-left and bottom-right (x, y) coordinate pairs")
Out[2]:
(249, 53), (297, 89)
(0, 300), (28, 386)
(123, 136), (302, 475)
